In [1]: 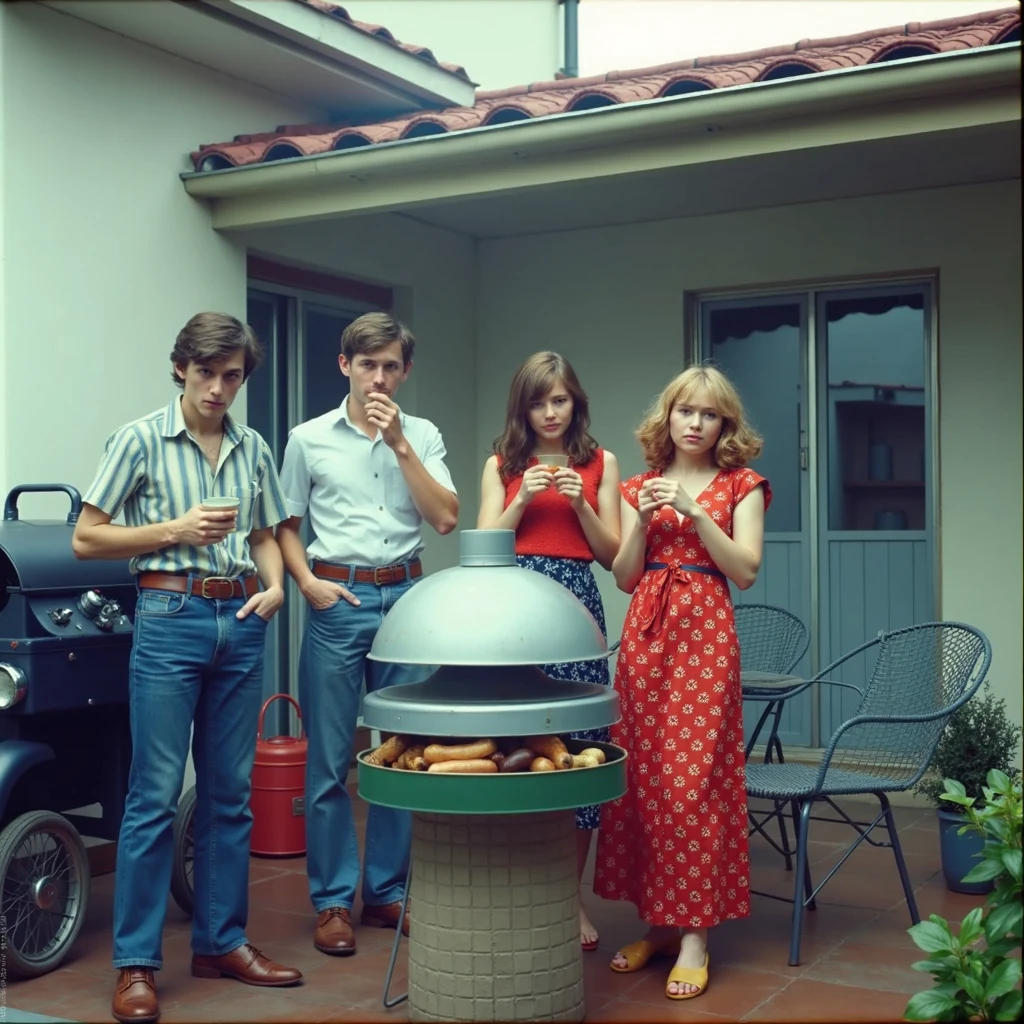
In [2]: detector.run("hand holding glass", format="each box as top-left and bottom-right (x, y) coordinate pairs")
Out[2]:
(200, 496), (240, 533)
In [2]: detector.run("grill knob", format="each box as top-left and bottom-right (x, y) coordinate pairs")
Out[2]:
(49, 607), (74, 627)
(78, 590), (106, 620)
(94, 603), (119, 632)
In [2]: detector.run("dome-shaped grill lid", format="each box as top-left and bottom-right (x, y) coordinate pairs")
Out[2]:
(368, 530), (608, 666)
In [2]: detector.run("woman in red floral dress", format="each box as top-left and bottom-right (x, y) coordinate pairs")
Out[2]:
(594, 365), (770, 1001)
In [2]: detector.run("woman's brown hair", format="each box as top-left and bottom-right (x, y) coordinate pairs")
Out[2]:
(493, 352), (598, 481)
(636, 364), (763, 471)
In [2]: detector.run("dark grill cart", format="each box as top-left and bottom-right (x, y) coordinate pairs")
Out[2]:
(0, 484), (193, 976)
(358, 530), (627, 1023)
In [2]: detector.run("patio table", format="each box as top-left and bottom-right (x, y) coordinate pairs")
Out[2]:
(741, 671), (803, 763)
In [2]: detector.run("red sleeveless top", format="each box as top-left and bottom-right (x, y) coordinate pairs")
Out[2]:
(500, 449), (605, 561)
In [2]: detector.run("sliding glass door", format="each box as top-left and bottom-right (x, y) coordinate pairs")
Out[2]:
(698, 280), (935, 749)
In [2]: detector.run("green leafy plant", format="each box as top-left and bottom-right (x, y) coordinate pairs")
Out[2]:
(915, 685), (1022, 811)
(904, 769), (1023, 1022)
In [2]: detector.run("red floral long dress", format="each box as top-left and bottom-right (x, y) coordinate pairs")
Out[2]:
(594, 466), (771, 928)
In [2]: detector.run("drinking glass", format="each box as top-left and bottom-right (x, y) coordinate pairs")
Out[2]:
(540, 453), (569, 473)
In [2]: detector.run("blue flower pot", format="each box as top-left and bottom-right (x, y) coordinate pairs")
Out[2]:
(936, 808), (993, 895)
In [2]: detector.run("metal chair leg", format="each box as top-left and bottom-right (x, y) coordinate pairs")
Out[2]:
(745, 702), (775, 761)
(788, 799), (814, 966)
(880, 793), (920, 925)
(773, 799), (793, 871)
(789, 799), (816, 912)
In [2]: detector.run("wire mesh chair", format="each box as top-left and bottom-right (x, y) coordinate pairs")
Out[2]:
(735, 603), (810, 763)
(736, 605), (810, 871)
(745, 621), (992, 966)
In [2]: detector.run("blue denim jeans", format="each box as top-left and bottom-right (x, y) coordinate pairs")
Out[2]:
(299, 573), (431, 912)
(112, 584), (268, 969)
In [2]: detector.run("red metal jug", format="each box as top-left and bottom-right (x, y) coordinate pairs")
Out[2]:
(250, 694), (307, 857)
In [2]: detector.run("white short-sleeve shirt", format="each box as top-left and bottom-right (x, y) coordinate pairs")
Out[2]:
(279, 398), (456, 566)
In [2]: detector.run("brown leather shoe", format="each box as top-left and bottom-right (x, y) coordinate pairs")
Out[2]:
(361, 899), (410, 936)
(191, 943), (302, 987)
(111, 967), (159, 1023)
(315, 906), (357, 956)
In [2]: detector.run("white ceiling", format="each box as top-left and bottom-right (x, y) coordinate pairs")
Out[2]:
(396, 120), (1021, 240)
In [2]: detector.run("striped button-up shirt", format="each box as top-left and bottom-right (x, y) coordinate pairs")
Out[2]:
(82, 396), (288, 577)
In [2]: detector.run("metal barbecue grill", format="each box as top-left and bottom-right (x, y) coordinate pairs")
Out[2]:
(0, 483), (193, 977)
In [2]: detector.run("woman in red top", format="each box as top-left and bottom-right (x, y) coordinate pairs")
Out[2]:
(594, 365), (769, 1001)
(478, 351), (621, 951)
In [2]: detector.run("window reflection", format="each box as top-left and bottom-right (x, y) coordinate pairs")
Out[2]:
(823, 292), (927, 531)
(707, 302), (803, 533)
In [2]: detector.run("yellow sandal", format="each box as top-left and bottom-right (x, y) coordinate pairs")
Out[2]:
(665, 952), (709, 1000)
(609, 935), (681, 973)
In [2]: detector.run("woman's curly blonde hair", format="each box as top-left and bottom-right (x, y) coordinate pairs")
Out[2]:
(636, 365), (763, 471)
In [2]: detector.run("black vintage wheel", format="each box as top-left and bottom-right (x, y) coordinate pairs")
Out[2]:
(170, 785), (196, 916)
(0, 810), (90, 978)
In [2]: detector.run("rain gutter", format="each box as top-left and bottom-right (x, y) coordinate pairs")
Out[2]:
(181, 44), (1020, 228)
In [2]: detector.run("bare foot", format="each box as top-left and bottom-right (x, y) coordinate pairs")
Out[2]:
(667, 928), (707, 997)
(610, 924), (678, 970)
(580, 904), (599, 947)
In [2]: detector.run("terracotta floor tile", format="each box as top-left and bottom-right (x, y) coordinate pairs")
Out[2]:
(801, 938), (927, 993)
(7, 794), (954, 1024)
(626, 962), (794, 1017)
(745, 977), (913, 1021)
(585, 995), (735, 1021)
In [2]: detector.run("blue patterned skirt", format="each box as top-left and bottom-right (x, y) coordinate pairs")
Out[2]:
(517, 554), (611, 831)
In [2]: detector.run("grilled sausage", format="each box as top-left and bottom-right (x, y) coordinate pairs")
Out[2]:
(424, 739), (498, 764)
(427, 758), (499, 774)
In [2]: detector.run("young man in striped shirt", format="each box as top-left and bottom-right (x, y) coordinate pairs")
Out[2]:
(74, 313), (302, 1024)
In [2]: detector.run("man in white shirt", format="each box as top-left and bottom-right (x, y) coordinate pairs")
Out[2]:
(277, 313), (458, 957)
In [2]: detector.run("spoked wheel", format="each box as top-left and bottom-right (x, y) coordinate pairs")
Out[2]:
(170, 785), (196, 916)
(0, 810), (90, 978)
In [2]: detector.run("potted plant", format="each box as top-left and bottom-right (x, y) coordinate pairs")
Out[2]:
(915, 684), (1022, 894)
(904, 769), (1022, 1022)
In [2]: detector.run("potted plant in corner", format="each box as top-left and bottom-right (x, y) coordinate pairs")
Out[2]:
(904, 769), (1022, 1023)
(915, 683), (1022, 894)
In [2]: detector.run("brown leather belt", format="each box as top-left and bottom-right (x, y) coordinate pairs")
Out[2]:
(312, 559), (422, 586)
(138, 572), (260, 600)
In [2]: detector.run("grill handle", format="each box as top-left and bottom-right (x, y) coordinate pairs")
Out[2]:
(3, 483), (84, 525)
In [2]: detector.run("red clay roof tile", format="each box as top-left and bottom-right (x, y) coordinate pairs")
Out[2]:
(191, 6), (1019, 171)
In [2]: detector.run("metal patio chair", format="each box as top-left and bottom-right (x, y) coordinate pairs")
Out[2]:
(736, 604), (809, 870)
(744, 621), (991, 966)
(735, 603), (810, 763)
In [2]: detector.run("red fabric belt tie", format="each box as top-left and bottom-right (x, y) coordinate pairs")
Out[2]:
(638, 562), (726, 633)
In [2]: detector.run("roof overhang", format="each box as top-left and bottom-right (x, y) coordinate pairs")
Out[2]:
(42, 0), (475, 117)
(182, 44), (1022, 232)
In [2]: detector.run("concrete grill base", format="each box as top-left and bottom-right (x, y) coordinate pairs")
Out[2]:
(408, 811), (584, 1022)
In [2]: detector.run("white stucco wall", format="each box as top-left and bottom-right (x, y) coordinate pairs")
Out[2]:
(237, 213), (478, 572)
(343, 0), (562, 89)
(476, 180), (1023, 727)
(0, 1), (323, 516)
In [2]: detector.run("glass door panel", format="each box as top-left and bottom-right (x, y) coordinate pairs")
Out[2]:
(817, 286), (933, 742)
(245, 291), (290, 732)
(701, 297), (813, 748)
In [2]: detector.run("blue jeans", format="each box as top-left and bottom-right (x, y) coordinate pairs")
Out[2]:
(112, 585), (268, 969)
(299, 574), (430, 912)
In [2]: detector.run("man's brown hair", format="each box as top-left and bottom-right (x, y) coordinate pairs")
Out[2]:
(341, 312), (415, 366)
(170, 313), (264, 388)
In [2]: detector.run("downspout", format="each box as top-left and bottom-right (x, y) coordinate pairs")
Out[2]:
(560, 0), (579, 78)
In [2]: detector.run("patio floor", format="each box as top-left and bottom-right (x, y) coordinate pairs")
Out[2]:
(8, 790), (984, 1023)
